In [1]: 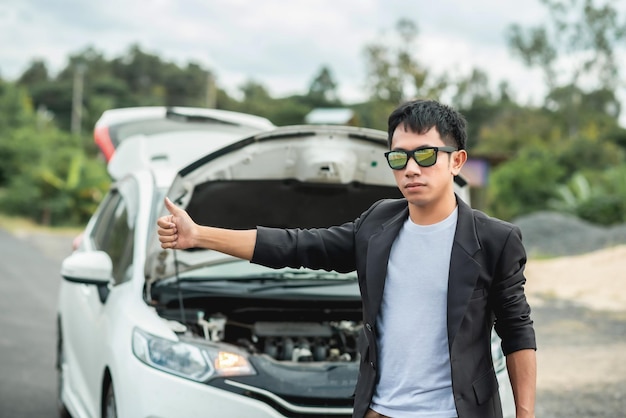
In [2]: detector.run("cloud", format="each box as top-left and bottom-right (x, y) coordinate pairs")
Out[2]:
(0, 0), (541, 84)
(1, 0), (624, 125)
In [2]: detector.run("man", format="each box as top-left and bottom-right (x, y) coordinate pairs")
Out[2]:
(157, 99), (536, 418)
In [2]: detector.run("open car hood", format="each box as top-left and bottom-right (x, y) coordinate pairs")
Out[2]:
(146, 125), (468, 283)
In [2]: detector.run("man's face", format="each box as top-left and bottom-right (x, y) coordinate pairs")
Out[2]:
(389, 125), (465, 210)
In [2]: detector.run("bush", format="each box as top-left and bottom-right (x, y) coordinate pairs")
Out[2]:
(487, 146), (565, 220)
(576, 195), (626, 225)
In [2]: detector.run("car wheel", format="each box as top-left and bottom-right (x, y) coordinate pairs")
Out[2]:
(56, 323), (71, 418)
(103, 381), (118, 418)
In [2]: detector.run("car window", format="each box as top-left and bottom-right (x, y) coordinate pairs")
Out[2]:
(91, 192), (121, 250)
(90, 179), (139, 285)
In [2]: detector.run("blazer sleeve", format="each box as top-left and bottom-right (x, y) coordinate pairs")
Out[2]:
(250, 199), (392, 274)
(491, 225), (537, 355)
(251, 222), (358, 273)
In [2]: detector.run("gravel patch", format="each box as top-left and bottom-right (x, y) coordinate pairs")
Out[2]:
(513, 211), (626, 257)
(531, 302), (626, 418)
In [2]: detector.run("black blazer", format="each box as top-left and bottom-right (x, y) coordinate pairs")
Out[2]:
(252, 197), (536, 418)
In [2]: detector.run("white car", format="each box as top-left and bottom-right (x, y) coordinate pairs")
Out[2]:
(57, 111), (514, 418)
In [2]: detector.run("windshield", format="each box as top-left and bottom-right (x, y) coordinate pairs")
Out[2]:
(173, 258), (357, 281)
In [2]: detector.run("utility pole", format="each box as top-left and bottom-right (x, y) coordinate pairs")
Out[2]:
(71, 63), (86, 136)
(206, 71), (217, 108)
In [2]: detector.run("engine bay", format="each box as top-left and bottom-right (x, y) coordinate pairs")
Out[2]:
(154, 294), (363, 364)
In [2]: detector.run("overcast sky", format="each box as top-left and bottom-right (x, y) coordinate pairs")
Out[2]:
(1, 0), (624, 122)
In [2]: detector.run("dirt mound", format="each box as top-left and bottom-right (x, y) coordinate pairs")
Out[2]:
(525, 245), (626, 312)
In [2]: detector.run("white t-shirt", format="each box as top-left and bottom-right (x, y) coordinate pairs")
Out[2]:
(370, 207), (458, 418)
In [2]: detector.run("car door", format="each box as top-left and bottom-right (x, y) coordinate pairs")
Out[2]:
(62, 178), (137, 416)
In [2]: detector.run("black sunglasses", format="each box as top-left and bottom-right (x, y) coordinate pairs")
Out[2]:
(384, 146), (457, 170)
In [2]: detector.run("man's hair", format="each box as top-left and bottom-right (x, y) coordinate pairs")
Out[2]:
(387, 99), (467, 150)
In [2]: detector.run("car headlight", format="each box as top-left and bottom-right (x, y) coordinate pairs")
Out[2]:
(132, 328), (255, 381)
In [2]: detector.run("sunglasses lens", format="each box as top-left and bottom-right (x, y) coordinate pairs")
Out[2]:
(414, 148), (437, 167)
(387, 151), (408, 169)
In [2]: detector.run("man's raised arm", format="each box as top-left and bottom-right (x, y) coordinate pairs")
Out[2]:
(157, 197), (257, 261)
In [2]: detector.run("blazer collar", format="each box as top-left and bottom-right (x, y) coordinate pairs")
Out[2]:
(364, 205), (408, 323)
(452, 197), (481, 256)
(447, 197), (482, 347)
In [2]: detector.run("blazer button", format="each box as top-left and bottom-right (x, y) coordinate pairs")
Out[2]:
(365, 323), (372, 331)
(369, 361), (376, 370)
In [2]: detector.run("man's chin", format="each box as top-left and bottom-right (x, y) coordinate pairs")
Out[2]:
(405, 196), (430, 208)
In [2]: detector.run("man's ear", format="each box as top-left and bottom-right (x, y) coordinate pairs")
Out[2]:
(450, 150), (467, 176)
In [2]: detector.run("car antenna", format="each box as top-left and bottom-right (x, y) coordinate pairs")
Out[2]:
(171, 194), (188, 325)
(172, 248), (186, 325)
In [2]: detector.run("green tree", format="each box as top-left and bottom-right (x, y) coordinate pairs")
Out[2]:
(363, 18), (445, 104)
(235, 79), (274, 117)
(163, 61), (213, 107)
(0, 82), (38, 186)
(110, 45), (165, 104)
(556, 134), (624, 175)
(451, 69), (495, 111)
(306, 65), (340, 107)
(450, 69), (516, 150)
(17, 59), (49, 86)
(28, 80), (75, 131)
(18, 44), (221, 137)
(507, 0), (626, 137)
(350, 100), (396, 131)
(508, 0), (626, 92)
(473, 106), (559, 157)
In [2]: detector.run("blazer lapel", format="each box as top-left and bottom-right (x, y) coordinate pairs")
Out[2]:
(447, 198), (482, 348)
(365, 207), (408, 323)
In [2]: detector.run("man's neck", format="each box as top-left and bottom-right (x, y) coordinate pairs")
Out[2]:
(408, 194), (457, 225)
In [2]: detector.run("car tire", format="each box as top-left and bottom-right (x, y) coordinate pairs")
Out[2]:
(103, 381), (118, 418)
(56, 322), (72, 418)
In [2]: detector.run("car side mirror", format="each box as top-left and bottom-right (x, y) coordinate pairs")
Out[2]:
(61, 251), (113, 285)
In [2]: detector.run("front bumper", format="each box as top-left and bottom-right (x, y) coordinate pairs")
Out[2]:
(116, 357), (353, 418)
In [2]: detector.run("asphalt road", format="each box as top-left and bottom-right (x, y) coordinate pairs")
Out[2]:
(0, 228), (74, 418)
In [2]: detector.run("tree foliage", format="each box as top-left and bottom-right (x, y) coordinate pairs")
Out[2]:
(2, 9), (626, 227)
(307, 65), (340, 107)
(362, 19), (446, 104)
(489, 146), (566, 220)
(495, 0), (626, 224)
(0, 80), (108, 225)
(507, 0), (626, 136)
(508, 0), (626, 92)
(550, 169), (626, 225)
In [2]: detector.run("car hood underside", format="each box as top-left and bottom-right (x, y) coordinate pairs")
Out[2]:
(186, 178), (402, 230)
(147, 126), (402, 281)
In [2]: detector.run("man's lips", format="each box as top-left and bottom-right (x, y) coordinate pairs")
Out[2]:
(405, 182), (426, 189)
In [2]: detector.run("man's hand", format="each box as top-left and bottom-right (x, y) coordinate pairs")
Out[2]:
(156, 197), (257, 260)
(157, 197), (197, 249)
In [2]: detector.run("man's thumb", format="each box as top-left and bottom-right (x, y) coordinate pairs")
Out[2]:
(164, 197), (181, 215)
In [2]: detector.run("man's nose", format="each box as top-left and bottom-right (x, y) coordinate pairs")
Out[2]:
(404, 156), (422, 174)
